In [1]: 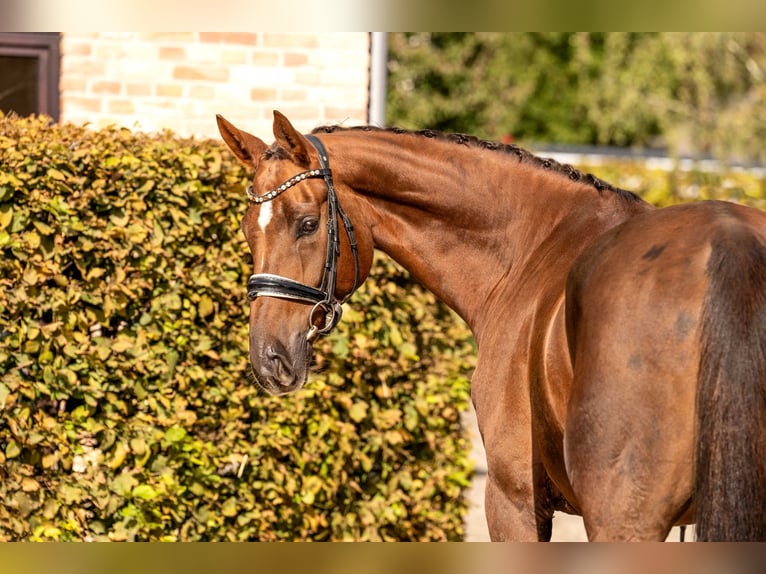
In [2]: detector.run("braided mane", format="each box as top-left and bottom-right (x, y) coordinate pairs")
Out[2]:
(311, 124), (642, 203)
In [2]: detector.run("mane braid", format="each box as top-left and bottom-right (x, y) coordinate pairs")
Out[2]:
(311, 124), (643, 203)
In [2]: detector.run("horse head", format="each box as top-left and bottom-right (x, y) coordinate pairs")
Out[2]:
(216, 111), (373, 396)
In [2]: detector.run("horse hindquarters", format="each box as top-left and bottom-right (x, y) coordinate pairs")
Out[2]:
(563, 206), (717, 541)
(695, 227), (766, 541)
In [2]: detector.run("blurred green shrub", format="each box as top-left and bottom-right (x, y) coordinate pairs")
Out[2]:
(0, 114), (475, 541)
(573, 159), (766, 209)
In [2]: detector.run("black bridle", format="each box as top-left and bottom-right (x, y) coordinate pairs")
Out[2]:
(245, 135), (359, 341)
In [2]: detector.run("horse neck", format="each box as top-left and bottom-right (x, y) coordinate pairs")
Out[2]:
(325, 130), (648, 335)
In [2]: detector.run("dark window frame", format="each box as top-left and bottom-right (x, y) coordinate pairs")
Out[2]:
(0, 33), (60, 121)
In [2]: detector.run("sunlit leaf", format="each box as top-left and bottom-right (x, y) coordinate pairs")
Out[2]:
(348, 402), (368, 423)
(132, 484), (158, 501)
(5, 440), (20, 459)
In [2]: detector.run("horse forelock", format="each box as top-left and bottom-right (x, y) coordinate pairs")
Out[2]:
(264, 143), (288, 161)
(310, 124), (642, 203)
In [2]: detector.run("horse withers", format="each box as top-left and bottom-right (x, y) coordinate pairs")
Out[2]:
(217, 110), (766, 541)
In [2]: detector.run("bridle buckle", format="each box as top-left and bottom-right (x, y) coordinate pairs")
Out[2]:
(307, 301), (343, 342)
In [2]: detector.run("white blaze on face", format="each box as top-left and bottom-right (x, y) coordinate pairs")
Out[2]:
(257, 201), (273, 232)
(256, 202), (273, 268)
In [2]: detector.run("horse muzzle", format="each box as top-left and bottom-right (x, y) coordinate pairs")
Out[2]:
(250, 332), (310, 396)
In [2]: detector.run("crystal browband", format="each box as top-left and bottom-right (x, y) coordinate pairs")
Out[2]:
(246, 168), (330, 204)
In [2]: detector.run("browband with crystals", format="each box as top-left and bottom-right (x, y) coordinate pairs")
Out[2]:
(246, 168), (330, 204)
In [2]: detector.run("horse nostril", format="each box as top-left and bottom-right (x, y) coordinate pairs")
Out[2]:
(252, 338), (308, 395)
(265, 344), (295, 385)
(265, 345), (280, 362)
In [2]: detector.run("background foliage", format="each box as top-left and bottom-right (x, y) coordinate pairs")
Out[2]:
(388, 32), (766, 163)
(3, 100), (765, 541)
(0, 113), (475, 541)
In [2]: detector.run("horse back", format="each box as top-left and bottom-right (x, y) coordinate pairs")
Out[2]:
(566, 199), (766, 365)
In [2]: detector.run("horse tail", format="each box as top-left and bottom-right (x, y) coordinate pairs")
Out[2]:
(695, 225), (766, 541)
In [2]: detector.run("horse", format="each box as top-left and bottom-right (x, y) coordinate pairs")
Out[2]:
(215, 110), (766, 541)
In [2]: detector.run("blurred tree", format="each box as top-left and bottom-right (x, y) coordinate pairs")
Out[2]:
(655, 33), (766, 163)
(387, 33), (591, 142)
(387, 33), (766, 163)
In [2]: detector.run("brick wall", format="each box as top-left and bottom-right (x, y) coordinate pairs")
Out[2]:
(59, 32), (371, 138)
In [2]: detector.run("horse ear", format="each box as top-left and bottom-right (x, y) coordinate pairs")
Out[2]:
(272, 110), (311, 167)
(216, 114), (267, 169)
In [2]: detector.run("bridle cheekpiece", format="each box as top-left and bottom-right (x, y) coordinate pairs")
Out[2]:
(245, 135), (360, 342)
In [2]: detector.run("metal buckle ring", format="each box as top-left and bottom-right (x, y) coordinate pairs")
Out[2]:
(306, 301), (343, 342)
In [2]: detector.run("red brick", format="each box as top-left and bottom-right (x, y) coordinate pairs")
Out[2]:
(60, 77), (87, 93)
(274, 104), (320, 121)
(294, 70), (320, 85)
(221, 50), (248, 65)
(250, 88), (278, 101)
(159, 46), (186, 60)
(200, 33), (258, 45)
(108, 99), (135, 114)
(63, 97), (102, 113)
(142, 100), (177, 111)
(189, 85), (215, 100)
(284, 52), (309, 67)
(93, 43), (126, 59)
(173, 65), (229, 82)
(126, 83), (152, 97)
(252, 52), (280, 67)
(140, 33), (195, 43)
(157, 84), (183, 97)
(281, 89), (306, 102)
(63, 59), (106, 76)
(63, 42), (92, 56)
(91, 81), (121, 95)
(262, 34), (318, 49)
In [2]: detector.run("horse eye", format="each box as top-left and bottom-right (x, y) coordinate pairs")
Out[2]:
(298, 217), (320, 237)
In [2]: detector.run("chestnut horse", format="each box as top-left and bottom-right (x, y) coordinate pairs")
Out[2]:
(216, 111), (766, 541)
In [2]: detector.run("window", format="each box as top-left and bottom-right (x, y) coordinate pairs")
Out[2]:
(0, 33), (60, 121)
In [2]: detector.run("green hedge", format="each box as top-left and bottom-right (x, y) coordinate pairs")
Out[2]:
(0, 114), (476, 541)
(572, 159), (766, 209)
